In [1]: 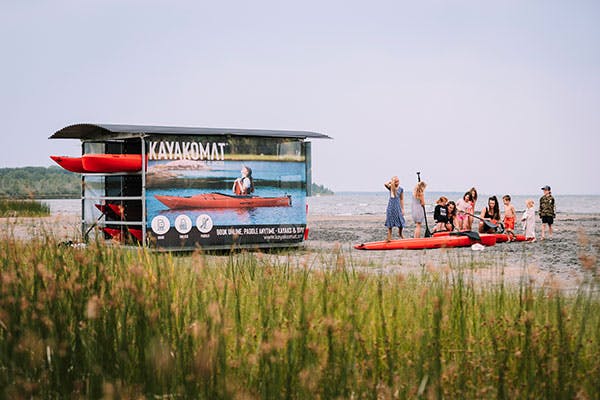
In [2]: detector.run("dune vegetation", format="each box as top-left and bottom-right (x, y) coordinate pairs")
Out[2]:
(0, 235), (599, 399)
(0, 199), (50, 217)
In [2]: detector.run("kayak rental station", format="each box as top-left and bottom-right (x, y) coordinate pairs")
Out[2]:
(50, 123), (330, 250)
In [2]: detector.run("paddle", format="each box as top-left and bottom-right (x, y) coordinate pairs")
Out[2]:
(84, 204), (110, 241)
(460, 211), (501, 232)
(416, 172), (432, 238)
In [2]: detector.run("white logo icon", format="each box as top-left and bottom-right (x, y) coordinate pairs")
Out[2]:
(151, 216), (170, 235)
(175, 215), (193, 234)
(196, 214), (213, 233)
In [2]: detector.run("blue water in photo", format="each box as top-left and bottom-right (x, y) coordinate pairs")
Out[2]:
(150, 160), (305, 183)
(146, 187), (306, 227)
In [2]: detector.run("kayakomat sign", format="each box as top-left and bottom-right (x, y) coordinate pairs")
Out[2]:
(145, 135), (307, 248)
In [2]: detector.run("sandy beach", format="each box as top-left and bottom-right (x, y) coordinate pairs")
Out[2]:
(2, 211), (598, 290)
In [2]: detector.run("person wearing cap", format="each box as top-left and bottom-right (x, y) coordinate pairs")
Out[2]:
(539, 185), (555, 239)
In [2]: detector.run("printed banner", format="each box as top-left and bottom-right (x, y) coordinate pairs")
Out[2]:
(145, 135), (307, 249)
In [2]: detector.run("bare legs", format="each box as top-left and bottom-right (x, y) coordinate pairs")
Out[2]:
(414, 223), (422, 238)
(541, 223), (553, 240)
(387, 227), (404, 241)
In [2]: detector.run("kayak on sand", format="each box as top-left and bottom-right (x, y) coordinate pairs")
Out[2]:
(354, 233), (497, 251)
(155, 192), (292, 209)
(433, 231), (532, 243)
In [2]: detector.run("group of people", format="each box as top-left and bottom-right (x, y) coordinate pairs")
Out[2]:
(384, 177), (556, 242)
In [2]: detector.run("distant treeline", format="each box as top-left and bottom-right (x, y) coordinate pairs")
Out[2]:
(0, 166), (334, 198)
(311, 182), (334, 195)
(0, 167), (80, 199)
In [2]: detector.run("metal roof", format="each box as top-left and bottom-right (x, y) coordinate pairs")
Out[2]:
(50, 123), (331, 140)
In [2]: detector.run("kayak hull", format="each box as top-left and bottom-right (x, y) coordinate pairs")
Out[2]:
(354, 234), (496, 250)
(82, 154), (144, 173)
(155, 193), (292, 209)
(50, 156), (86, 173)
(434, 231), (532, 243)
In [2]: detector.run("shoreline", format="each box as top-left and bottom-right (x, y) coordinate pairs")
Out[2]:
(1, 212), (597, 290)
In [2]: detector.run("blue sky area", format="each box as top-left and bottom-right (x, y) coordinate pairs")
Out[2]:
(1, 0), (599, 194)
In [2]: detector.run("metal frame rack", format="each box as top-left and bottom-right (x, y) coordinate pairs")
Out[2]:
(80, 135), (147, 245)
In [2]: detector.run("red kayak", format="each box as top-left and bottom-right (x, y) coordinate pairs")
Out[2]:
(103, 227), (143, 242)
(155, 193), (292, 209)
(354, 233), (496, 251)
(81, 154), (145, 173)
(433, 232), (531, 243)
(50, 156), (86, 173)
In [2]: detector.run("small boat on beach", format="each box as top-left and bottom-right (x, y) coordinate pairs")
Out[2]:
(155, 192), (292, 209)
(433, 231), (531, 243)
(354, 233), (497, 251)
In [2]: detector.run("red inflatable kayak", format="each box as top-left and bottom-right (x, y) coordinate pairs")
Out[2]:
(155, 193), (292, 209)
(354, 233), (496, 250)
(50, 156), (86, 173)
(82, 154), (145, 173)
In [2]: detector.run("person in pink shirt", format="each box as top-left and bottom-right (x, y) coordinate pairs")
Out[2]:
(456, 192), (474, 231)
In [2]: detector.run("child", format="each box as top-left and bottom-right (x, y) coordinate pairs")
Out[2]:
(467, 187), (478, 230)
(433, 196), (449, 233)
(384, 176), (405, 241)
(539, 185), (556, 240)
(521, 199), (536, 241)
(456, 192), (473, 231)
(411, 181), (427, 238)
(233, 166), (254, 195)
(502, 195), (516, 239)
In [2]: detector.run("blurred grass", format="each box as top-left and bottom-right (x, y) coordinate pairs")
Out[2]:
(0, 236), (599, 398)
(0, 199), (50, 217)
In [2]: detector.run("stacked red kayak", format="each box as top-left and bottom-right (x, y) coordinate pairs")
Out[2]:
(50, 154), (145, 173)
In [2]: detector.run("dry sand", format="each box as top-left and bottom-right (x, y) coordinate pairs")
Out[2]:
(2, 212), (598, 290)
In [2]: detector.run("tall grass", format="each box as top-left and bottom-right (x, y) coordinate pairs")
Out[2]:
(0, 199), (50, 217)
(0, 236), (599, 398)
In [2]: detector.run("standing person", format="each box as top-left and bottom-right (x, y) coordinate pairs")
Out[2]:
(502, 195), (517, 238)
(384, 176), (405, 241)
(539, 185), (556, 240)
(522, 199), (536, 241)
(479, 196), (501, 233)
(411, 181), (427, 238)
(432, 196), (449, 233)
(468, 187), (478, 230)
(456, 192), (474, 231)
(233, 166), (254, 195)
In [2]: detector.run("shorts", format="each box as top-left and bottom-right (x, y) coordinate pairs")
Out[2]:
(541, 216), (554, 225)
(503, 216), (515, 230)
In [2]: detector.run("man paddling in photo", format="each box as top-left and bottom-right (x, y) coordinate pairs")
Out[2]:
(539, 185), (556, 240)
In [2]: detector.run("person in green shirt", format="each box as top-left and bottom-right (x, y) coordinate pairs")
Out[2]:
(539, 185), (556, 240)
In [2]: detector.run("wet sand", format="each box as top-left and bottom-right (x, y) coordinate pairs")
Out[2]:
(2, 212), (598, 289)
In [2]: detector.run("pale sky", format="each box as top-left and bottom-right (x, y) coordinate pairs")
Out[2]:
(1, 0), (599, 195)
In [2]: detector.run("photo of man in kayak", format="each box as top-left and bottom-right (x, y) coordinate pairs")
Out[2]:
(233, 166), (255, 196)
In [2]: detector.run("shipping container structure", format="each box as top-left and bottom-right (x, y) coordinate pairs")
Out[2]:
(50, 123), (330, 250)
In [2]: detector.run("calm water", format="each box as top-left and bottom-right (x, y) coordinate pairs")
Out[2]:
(42, 193), (599, 217)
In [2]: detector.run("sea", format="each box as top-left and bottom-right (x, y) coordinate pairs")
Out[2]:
(41, 192), (599, 217)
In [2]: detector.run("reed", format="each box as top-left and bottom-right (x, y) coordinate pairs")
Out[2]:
(0, 199), (50, 217)
(0, 236), (599, 398)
